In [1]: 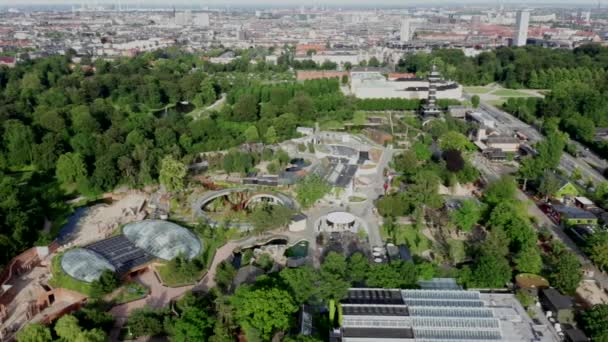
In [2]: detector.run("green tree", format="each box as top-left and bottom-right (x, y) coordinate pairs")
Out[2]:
(366, 262), (419, 288)
(244, 125), (259, 143)
(471, 95), (480, 108)
(549, 250), (582, 295)
(514, 247), (542, 274)
(233, 94), (259, 121)
(55, 314), (83, 340)
(279, 265), (319, 304)
(450, 199), (481, 232)
(538, 171), (561, 200)
(171, 306), (215, 342)
(483, 176), (517, 208)
(295, 174), (331, 208)
(56, 152), (87, 185)
(159, 155), (187, 192)
(347, 252), (370, 284)
(581, 304), (608, 341)
(3, 119), (34, 167)
(264, 126), (278, 144)
(230, 286), (298, 340)
(90, 270), (119, 298)
(587, 232), (608, 272)
(16, 324), (52, 342)
(127, 308), (166, 338)
(439, 131), (472, 152)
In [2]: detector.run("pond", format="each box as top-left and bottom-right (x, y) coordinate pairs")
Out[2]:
(284, 240), (309, 258)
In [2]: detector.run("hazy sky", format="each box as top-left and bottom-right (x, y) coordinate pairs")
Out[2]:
(0, 0), (603, 6)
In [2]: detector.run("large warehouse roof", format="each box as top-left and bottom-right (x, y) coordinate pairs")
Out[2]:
(123, 220), (202, 260)
(61, 248), (116, 283)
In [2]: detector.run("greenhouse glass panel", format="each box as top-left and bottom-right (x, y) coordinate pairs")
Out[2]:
(123, 220), (202, 260)
(61, 248), (115, 283)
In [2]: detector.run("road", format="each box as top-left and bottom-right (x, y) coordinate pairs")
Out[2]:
(478, 102), (607, 184)
(471, 151), (608, 291)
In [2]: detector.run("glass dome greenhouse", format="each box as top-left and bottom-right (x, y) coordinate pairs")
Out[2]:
(60, 248), (116, 283)
(122, 220), (202, 261)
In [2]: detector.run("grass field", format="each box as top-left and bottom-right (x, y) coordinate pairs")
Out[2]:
(491, 89), (529, 97)
(486, 99), (506, 107)
(464, 86), (492, 94)
(380, 224), (431, 255)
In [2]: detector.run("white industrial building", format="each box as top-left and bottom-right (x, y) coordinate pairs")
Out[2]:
(350, 70), (462, 100)
(332, 280), (559, 342)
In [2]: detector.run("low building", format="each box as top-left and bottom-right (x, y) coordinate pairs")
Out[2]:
(485, 135), (520, 153)
(552, 205), (598, 227)
(0, 56), (16, 67)
(448, 105), (471, 119)
(483, 148), (507, 162)
(539, 288), (574, 324)
(332, 282), (557, 342)
(554, 178), (580, 200)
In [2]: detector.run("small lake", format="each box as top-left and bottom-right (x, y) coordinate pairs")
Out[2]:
(285, 240), (309, 258)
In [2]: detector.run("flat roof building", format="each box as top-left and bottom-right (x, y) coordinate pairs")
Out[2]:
(332, 280), (559, 342)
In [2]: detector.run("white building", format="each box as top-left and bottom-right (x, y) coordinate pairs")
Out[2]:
(350, 71), (462, 100)
(514, 10), (530, 47)
(400, 18), (411, 42)
(194, 13), (209, 27)
(175, 11), (192, 26)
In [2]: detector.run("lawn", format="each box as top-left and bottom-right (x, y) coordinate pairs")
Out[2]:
(464, 86), (492, 94)
(49, 252), (94, 296)
(486, 99), (506, 107)
(491, 89), (529, 97)
(113, 282), (149, 304)
(380, 224), (431, 255)
(156, 263), (206, 288)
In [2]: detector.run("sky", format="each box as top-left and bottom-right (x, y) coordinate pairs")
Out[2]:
(0, 0), (603, 6)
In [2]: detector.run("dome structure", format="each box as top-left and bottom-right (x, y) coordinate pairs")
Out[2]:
(61, 248), (115, 283)
(123, 220), (202, 260)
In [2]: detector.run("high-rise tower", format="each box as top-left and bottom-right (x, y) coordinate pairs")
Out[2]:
(513, 10), (530, 47)
(400, 19), (411, 42)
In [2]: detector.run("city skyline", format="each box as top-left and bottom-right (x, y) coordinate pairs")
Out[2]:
(0, 0), (605, 8)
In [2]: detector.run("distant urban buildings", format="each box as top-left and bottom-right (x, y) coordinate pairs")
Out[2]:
(513, 10), (530, 47)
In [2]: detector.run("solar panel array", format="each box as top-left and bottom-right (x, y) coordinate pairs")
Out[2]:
(345, 288), (404, 305)
(342, 305), (408, 316)
(87, 235), (154, 274)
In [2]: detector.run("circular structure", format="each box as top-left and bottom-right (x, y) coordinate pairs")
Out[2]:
(326, 211), (356, 226)
(123, 220), (202, 261)
(61, 248), (116, 283)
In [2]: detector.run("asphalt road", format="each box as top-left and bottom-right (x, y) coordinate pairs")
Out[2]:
(478, 102), (607, 184)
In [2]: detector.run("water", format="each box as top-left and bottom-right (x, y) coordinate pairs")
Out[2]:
(285, 240), (309, 258)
